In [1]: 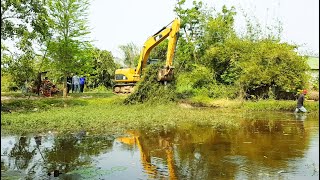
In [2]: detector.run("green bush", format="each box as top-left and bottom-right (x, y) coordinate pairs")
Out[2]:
(88, 85), (109, 93)
(176, 65), (216, 98)
(1, 75), (18, 92)
(202, 37), (310, 97)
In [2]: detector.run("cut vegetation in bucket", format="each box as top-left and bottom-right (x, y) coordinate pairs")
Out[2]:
(124, 63), (177, 104)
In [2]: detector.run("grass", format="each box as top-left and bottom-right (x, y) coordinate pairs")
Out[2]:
(1, 92), (319, 135)
(184, 97), (319, 112)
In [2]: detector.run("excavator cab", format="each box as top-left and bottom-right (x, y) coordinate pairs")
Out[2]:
(147, 58), (160, 65)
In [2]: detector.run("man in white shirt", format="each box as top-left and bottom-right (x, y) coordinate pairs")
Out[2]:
(72, 74), (80, 93)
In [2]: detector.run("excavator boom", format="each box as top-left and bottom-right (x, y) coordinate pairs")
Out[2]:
(135, 18), (180, 76)
(113, 18), (180, 94)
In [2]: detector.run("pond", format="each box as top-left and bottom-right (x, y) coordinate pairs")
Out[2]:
(1, 112), (319, 180)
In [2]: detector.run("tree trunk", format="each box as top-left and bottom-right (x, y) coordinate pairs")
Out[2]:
(63, 79), (67, 98)
(36, 73), (42, 96)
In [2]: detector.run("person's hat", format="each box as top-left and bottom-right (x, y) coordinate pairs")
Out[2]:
(302, 89), (308, 94)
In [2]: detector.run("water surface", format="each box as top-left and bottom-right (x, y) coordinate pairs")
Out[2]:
(1, 112), (319, 179)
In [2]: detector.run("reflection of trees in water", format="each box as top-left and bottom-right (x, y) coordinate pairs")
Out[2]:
(233, 119), (309, 174)
(133, 118), (313, 180)
(130, 128), (235, 179)
(241, 119), (305, 134)
(44, 134), (114, 173)
(1, 116), (316, 179)
(2, 133), (115, 178)
(9, 136), (37, 170)
(117, 129), (179, 179)
(166, 127), (236, 179)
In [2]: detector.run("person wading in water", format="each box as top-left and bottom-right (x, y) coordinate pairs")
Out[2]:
(294, 89), (308, 113)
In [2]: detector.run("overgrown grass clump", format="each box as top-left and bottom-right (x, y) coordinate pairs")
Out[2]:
(1, 92), (115, 113)
(124, 63), (177, 104)
(243, 99), (319, 112)
(2, 98), (88, 113)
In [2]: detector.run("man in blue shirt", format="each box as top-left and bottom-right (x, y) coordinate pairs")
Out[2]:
(79, 76), (86, 93)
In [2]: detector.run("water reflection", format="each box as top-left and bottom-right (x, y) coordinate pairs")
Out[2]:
(295, 113), (307, 121)
(1, 113), (319, 179)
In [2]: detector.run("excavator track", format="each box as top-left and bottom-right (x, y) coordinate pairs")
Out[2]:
(113, 83), (135, 94)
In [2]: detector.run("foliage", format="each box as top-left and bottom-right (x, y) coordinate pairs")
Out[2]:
(201, 37), (310, 99)
(173, 1), (310, 100)
(88, 85), (109, 93)
(1, 0), (51, 89)
(174, 0), (207, 66)
(201, 5), (236, 51)
(86, 48), (117, 88)
(176, 64), (214, 97)
(119, 42), (140, 67)
(207, 84), (239, 99)
(46, 0), (91, 97)
(124, 63), (176, 104)
(174, 38), (196, 72)
(1, 74), (18, 92)
(149, 39), (169, 61)
(1, 0), (49, 41)
(1, 50), (38, 88)
(311, 75), (319, 91)
(176, 64), (238, 99)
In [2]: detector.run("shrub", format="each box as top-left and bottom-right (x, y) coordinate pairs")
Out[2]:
(176, 64), (216, 98)
(1, 75), (18, 92)
(88, 85), (109, 93)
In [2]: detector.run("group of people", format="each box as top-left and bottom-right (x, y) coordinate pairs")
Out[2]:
(67, 74), (86, 93)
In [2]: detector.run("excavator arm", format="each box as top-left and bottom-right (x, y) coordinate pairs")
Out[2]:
(135, 18), (180, 81)
(113, 18), (180, 94)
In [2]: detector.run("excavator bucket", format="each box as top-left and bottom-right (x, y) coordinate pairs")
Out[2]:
(157, 66), (174, 82)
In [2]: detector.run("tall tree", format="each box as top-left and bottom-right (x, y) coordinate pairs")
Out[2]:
(174, 0), (205, 66)
(47, 0), (91, 97)
(88, 48), (117, 88)
(1, 0), (51, 90)
(1, 0), (47, 41)
(119, 42), (140, 67)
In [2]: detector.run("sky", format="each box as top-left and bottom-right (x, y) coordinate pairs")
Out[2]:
(88, 0), (319, 58)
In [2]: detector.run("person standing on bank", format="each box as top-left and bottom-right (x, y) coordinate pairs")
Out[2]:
(294, 89), (308, 113)
(72, 74), (80, 93)
(67, 75), (72, 94)
(79, 76), (86, 93)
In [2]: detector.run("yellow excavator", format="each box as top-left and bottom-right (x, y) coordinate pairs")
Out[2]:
(113, 18), (180, 94)
(116, 131), (177, 179)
